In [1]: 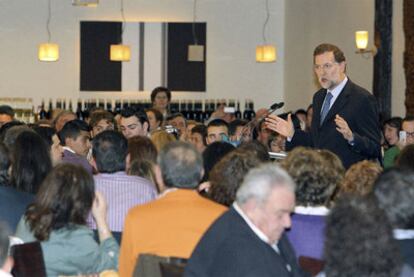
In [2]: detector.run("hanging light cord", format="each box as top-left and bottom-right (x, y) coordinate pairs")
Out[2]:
(46, 0), (52, 42)
(120, 0), (126, 36)
(192, 0), (198, 45)
(262, 0), (270, 44)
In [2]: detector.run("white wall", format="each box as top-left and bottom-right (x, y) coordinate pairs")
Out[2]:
(0, 0), (286, 111)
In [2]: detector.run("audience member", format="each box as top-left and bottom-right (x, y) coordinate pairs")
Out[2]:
(0, 106), (14, 128)
(374, 168), (414, 268)
(52, 110), (76, 132)
(145, 108), (163, 132)
(401, 116), (414, 146)
(120, 107), (149, 139)
(2, 125), (31, 150)
(10, 131), (52, 194)
(237, 140), (271, 163)
(190, 124), (207, 153)
(202, 141), (235, 182)
(228, 119), (247, 143)
(119, 142), (227, 276)
(89, 110), (115, 138)
(336, 160), (382, 198)
(256, 119), (273, 149)
(151, 129), (177, 152)
(319, 195), (414, 277)
(282, 147), (340, 260)
(268, 132), (286, 153)
(206, 119), (229, 145)
(295, 109), (307, 131)
(208, 150), (262, 206)
(166, 113), (187, 141)
(0, 121), (25, 144)
(151, 86), (171, 117)
(127, 136), (158, 168)
(396, 144), (414, 171)
(15, 163), (118, 276)
(88, 131), (157, 238)
(0, 143), (34, 232)
(58, 119), (93, 174)
(383, 117), (403, 168)
(185, 163), (305, 277)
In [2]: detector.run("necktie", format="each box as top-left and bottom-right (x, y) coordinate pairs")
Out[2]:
(320, 92), (333, 125)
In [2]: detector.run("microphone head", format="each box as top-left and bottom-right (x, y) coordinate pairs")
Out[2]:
(270, 102), (284, 110)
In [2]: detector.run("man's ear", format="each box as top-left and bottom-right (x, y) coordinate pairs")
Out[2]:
(2, 256), (13, 273)
(154, 164), (166, 192)
(143, 122), (149, 135)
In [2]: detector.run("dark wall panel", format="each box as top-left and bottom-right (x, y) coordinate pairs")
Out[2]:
(80, 21), (122, 91)
(167, 23), (206, 92)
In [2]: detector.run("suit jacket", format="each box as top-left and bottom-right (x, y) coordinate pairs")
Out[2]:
(398, 239), (414, 269)
(184, 207), (307, 277)
(288, 79), (381, 168)
(119, 189), (227, 277)
(0, 186), (33, 232)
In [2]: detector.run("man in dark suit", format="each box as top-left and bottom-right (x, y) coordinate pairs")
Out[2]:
(266, 43), (381, 168)
(184, 164), (307, 277)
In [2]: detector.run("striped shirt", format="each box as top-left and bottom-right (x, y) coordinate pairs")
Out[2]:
(87, 171), (157, 232)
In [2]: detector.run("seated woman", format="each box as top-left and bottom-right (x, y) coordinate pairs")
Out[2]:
(281, 147), (343, 260)
(15, 163), (118, 276)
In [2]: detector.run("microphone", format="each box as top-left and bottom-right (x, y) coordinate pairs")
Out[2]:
(269, 102), (284, 113)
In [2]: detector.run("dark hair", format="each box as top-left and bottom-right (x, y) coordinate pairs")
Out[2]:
(374, 168), (414, 229)
(128, 136), (158, 164)
(0, 222), (10, 267)
(92, 130), (128, 173)
(294, 109), (307, 117)
(383, 117), (402, 131)
(324, 195), (402, 277)
(238, 140), (270, 162)
(0, 121), (25, 143)
(313, 43), (346, 63)
(151, 86), (171, 103)
(2, 124), (30, 149)
(402, 115), (414, 124)
(146, 108), (164, 125)
(396, 144), (414, 171)
(120, 107), (149, 128)
(158, 141), (203, 188)
(207, 119), (229, 130)
(10, 131), (52, 194)
(191, 125), (207, 146)
(228, 119), (247, 136)
(166, 113), (186, 122)
(281, 147), (339, 206)
(208, 150), (262, 206)
(0, 105), (14, 117)
(202, 141), (235, 182)
(31, 125), (55, 147)
(25, 163), (95, 241)
(89, 110), (115, 129)
(58, 119), (90, 146)
(0, 143), (10, 186)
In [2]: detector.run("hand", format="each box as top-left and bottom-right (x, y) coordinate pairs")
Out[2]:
(92, 191), (108, 226)
(335, 115), (354, 142)
(265, 114), (294, 138)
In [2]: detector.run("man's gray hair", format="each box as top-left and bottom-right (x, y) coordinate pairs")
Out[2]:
(158, 141), (203, 189)
(236, 163), (295, 206)
(0, 222), (10, 267)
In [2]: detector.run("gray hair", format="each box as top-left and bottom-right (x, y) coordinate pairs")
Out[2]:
(0, 222), (10, 267)
(236, 163), (295, 206)
(158, 141), (203, 189)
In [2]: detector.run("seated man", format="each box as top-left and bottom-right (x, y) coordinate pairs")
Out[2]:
(119, 141), (227, 276)
(88, 131), (157, 237)
(206, 119), (229, 145)
(120, 107), (149, 139)
(185, 164), (305, 277)
(58, 119), (93, 174)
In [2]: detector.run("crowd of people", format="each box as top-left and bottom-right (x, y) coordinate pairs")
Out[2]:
(0, 43), (413, 277)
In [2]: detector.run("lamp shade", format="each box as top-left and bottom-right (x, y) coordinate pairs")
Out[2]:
(38, 43), (59, 62)
(256, 45), (276, 63)
(355, 31), (369, 50)
(110, 44), (131, 61)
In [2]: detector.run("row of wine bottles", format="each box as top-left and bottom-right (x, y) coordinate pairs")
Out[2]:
(37, 98), (257, 122)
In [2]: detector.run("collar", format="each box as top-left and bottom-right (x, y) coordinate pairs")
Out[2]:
(393, 229), (414, 240)
(327, 76), (348, 108)
(62, 146), (76, 154)
(294, 206), (329, 216)
(233, 203), (276, 246)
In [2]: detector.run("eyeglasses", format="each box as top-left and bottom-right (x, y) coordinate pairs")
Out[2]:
(313, 62), (338, 71)
(406, 131), (414, 138)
